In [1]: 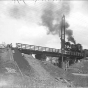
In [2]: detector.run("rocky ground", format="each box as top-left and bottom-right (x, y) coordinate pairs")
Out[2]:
(65, 59), (88, 87)
(0, 47), (86, 88)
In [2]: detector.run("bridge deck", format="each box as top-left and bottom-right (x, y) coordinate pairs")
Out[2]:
(16, 43), (84, 58)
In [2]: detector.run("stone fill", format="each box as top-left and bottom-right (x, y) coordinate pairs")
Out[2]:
(66, 59), (88, 87)
(0, 48), (75, 88)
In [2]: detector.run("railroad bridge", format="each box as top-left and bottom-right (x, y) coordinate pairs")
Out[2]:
(16, 43), (84, 59)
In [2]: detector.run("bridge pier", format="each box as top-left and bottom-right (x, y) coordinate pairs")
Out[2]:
(35, 54), (46, 61)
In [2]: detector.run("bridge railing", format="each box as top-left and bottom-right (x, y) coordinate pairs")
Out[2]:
(16, 43), (84, 57)
(16, 43), (61, 53)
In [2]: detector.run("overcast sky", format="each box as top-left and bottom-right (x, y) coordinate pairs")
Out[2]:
(0, 0), (88, 49)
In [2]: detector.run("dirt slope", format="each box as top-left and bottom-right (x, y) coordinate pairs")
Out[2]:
(40, 61), (65, 79)
(65, 59), (88, 87)
(0, 48), (75, 88)
(24, 54), (68, 88)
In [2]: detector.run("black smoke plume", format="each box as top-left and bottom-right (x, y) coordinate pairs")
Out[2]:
(66, 29), (76, 44)
(41, 1), (76, 44)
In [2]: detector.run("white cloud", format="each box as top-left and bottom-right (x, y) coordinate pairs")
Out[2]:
(68, 1), (88, 49)
(0, 2), (61, 48)
(0, 0), (88, 49)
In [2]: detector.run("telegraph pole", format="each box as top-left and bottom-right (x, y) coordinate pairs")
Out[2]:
(61, 15), (65, 69)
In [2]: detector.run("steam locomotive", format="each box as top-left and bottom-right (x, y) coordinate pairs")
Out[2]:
(65, 42), (83, 52)
(65, 42), (88, 57)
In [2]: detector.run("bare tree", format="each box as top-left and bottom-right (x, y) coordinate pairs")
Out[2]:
(13, 0), (26, 4)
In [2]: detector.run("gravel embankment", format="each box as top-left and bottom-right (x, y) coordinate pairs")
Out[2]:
(0, 48), (76, 88)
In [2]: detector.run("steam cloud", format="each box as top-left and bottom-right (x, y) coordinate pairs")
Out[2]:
(8, 4), (41, 23)
(41, 1), (76, 44)
(66, 29), (76, 44)
(8, 1), (76, 44)
(9, 5), (26, 19)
